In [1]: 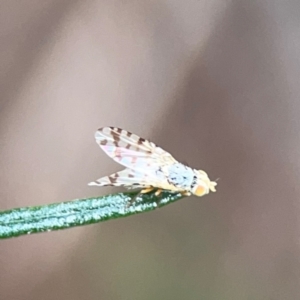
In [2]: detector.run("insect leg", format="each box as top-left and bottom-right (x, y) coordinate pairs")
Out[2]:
(126, 186), (153, 208)
(180, 191), (191, 196)
(154, 188), (162, 196)
(140, 187), (155, 194)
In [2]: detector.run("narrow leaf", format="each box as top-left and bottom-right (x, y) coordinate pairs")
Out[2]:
(0, 191), (185, 239)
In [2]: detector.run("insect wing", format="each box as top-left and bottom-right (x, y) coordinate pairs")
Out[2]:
(88, 168), (147, 188)
(94, 127), (177, 171)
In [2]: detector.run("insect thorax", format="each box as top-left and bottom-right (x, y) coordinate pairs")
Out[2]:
(166, 163), (195, 190)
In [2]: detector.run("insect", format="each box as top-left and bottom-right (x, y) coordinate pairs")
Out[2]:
(88, 127), (217, 198)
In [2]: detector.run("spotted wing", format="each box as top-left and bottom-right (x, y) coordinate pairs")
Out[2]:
(93, 127), (177, 172)
(88, 165), (182, 191)
(88, 168), (153, 188)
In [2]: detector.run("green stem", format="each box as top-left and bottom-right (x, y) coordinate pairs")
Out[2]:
(0, 191), (184, 239)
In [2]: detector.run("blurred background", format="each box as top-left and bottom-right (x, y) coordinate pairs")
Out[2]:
(1, 1), (300, 299)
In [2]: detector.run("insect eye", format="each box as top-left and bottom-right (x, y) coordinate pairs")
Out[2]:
(193, 185), (207, 196)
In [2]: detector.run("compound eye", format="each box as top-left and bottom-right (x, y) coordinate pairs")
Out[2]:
(194, 185), (207, 196)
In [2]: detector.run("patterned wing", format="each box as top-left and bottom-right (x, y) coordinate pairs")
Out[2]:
(89, 127), (191, 192)
(88, 168), (146, 188)
(88, 166), (181, 191)
(94, 127), (177, 171)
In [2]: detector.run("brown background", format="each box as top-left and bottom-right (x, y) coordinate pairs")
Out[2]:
(1, 1), (300, 299)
